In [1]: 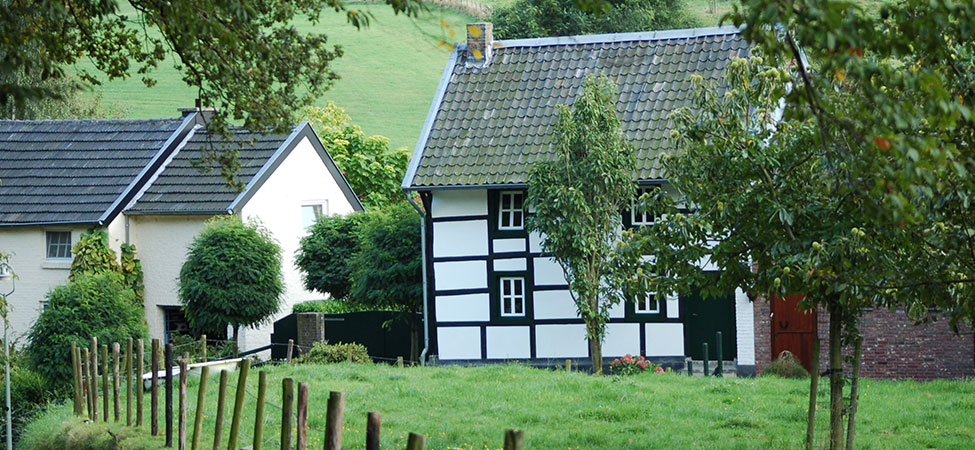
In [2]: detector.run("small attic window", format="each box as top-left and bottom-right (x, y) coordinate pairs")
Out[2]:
(301, 201), (328, 229)
(46, 231), (72, 260)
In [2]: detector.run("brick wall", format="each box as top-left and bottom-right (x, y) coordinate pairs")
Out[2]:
(754, 300), (975, 379)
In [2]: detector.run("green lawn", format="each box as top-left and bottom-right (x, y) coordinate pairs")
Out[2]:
(83, 2), (473, 151)
(20, 363), (975, 449)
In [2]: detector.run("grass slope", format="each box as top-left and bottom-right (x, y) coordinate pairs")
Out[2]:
(20, 364), (975, 449)
(83, 2), (473, 151)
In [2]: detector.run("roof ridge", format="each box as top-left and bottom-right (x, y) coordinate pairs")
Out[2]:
(0, 117), (182, 124)
(487, 25), (742, 50)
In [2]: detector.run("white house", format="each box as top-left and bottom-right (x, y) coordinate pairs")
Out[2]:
(0, 109), (363, 352)
(402, 24), (757, 374)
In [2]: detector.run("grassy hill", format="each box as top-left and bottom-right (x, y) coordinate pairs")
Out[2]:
(20, 363), (975, 449)
(83, 2), (474, 151)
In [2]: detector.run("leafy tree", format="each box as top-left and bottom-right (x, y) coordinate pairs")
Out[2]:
(349, 203), (423, 360)
(178, 217), (284, 350)
(296, 212), (366, 300)
(301, 103), (410, 208)
(0, 69), (122, 120)
(0, 0), (424, 187)
(527, 75), (636, 374)
(26, 272), (148, 388)
(491, 0), (696, 40)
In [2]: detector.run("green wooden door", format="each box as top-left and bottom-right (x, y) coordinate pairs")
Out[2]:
(680, 283), (737, 361)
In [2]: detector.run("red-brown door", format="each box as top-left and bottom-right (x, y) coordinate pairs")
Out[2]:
(771, 294), (817, 372)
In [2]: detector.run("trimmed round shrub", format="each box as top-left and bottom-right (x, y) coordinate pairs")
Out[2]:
(179, 217), (283, 337)
(296, 341), (371, 365)
(762, 351), (810, 379)
(26, 271), (148, 388)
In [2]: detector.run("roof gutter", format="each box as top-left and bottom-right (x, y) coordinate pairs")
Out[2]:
(405, 193), (430, 366)
(0, 219), (101, 228)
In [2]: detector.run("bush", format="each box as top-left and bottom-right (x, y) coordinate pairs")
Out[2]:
(762, 351), (810, 379)
(295, 213), (365, 300)
(26, 271), (149, 388)
(491, 0), (697, 40)
(609, 354), (660, 376)
(296, 341), (371, 365)
(291, 299), (399, 314)
(0, 356), (55, 446)
(179, 217), (283, 338)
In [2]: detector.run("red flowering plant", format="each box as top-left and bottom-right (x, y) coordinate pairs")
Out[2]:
(609, 354), (659, 376)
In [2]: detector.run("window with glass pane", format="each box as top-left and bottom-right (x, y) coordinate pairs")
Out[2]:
(500, 277), (525, 317)
(46, 231), (72, 259)
(301, 203), (325, 229)
(631, 187), (656, 225)
(499, 191), (524, 230)
(635, 292), (659, 314)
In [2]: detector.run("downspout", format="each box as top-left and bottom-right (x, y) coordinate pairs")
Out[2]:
(406, 193), (430, 366)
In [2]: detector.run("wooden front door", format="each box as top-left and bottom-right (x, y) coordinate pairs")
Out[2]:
(770, 294), (817, 371)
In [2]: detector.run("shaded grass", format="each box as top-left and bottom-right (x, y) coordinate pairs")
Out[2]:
(82, 2), (473, 151)
(20, 363), (975, 449)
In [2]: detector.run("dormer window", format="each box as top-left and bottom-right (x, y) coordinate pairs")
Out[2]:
(498, 191), (524, 230)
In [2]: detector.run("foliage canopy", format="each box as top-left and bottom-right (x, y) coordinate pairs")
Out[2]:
(179, 217), (284, 337)
(296, 211), (366, 301)
(491, 0), (696, 39)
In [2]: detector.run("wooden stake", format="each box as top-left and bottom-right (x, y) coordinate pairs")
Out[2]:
(806, 337), (820, 450)
(127, 337), (134, 426)
(213, 370), (229, 450)
(179, 359), (188, 450)
(846, 336), (864, 450)
(406, 432), (426, 450)
(396, 356), (403, 368)
(287, 339), (294, 364)
(366, 412), (381, 450)
(138, 338), (145, 427)
(503, 429), (525, 450)
(296, 382), (309, 450)
(71, 342), (82, 415)
(101, 343), (109, 422)
(201, 334), (207, 363)
(152, 339), (160, 435)
(280, 378), (294, 450)
(192, 366), (209, 450)
(227, 359), (250, 450)
(565, 359), (571, 372)
(82, 347), (93, 420)
(166, 343), (174, 447)
(90, 337), (99, 420)
(324, 391), (345, 450)
(113, 342), (121, 422)
(253, 371), (268, 450)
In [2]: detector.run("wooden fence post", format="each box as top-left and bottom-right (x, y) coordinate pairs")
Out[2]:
(89, 337), (99, 420)
(82, 347), (93, 420)
(101, 343), (109, 422)
(71, 342), (82, 415)
(253, 371), (268, 450)
(227, 359), (251, 450)
(287, 339), (294, 364)
(296, 382), (309, 450)
(396, 356), (403, 368)
(127, 337), (134, 426)
(366, 412), (381, 450)
(138, 338), (145, 427)
(406, 432), (426, 450)
(113, 342), (121, 422)
(213, 370), (229, 450)
(179, 359), (188, 450)
(201, 334), (207, 363)
(280, 378), (294, 450)
(565, 359), (571, 372)
(191, 366), (209, 450)
(166, 343), (174, 447)
(152, 338), (160, 435)
(324, 391), (345, 450)
(503, 429), (525, 450)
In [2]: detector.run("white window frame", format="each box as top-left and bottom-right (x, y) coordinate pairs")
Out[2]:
(45, 230), (73, 260)
(498, 191), (525, 231)
(499, 277), (526, 317)
(635, 292), (660, 314)
(631, 186), (656, 226)
(301, 200), (329, 229)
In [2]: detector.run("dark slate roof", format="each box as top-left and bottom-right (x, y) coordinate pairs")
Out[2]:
(403, 26), (750, 189)
(127, 126), (291, 214)
(0, 118), (186, 225)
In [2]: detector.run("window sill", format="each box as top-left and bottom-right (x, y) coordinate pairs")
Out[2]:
(41, 260), (72, 270)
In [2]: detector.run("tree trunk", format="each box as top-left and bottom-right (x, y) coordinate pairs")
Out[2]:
(232, 325), (240, 358)
(589, 336), (603, 375)
(828, 302), (845, 450)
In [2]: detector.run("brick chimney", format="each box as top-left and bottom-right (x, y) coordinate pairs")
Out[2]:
(178, 99), (215, 121)
(465, 22), (493, 68)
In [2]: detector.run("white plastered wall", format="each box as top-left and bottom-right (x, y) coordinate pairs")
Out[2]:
(239, 135), (357, 352)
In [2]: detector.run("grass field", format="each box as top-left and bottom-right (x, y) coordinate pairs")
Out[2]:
(20, 363), (975, 449)
(82, 2), (474, 151)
